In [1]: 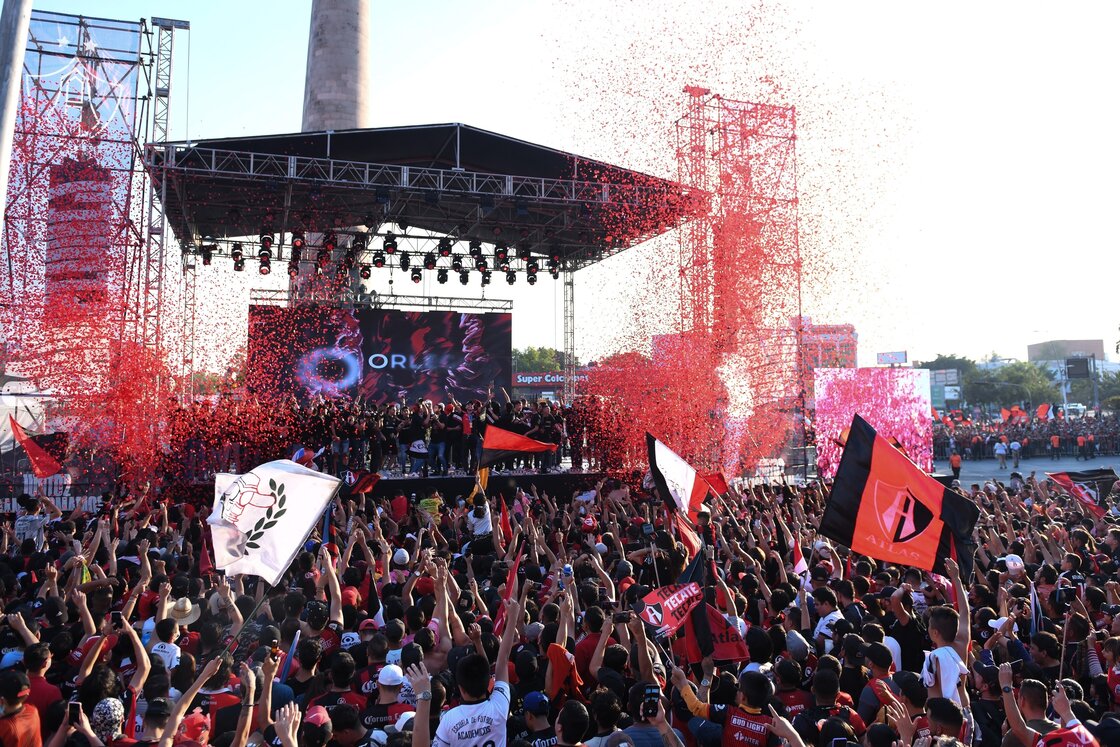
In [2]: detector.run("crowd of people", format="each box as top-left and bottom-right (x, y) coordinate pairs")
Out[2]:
(155, 390), (643, 485)
(933, 415), (1120, 463)
(0, 452), (1117, 747)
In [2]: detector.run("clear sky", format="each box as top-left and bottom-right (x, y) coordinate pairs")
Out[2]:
(33, 0), (1120, 370)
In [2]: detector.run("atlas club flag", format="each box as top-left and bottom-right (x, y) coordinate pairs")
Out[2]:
(637, 582), (703, 637)
(646, 434), (710, 523)
(820, 414), (980, 580)
(209, 460), (342, 586)
(1046, 469), (1118, 519)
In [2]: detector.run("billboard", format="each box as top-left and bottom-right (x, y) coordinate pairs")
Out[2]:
(814, 367), (933, 478)
(247, 307), (512, 404)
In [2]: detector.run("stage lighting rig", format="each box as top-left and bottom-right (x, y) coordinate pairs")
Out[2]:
(527, 260), (539, 276)
(481, 270), (492, 286)
(459, 270), (470, 285)
(468, 240), (482, 258)
(259, 257), (271, 275)
(288, 261), (300, 277)
(423, 252), (437, 270)
(506, 271), (516, 285)
(317, 248), (331, 266)
(517, 245), (531, 262)
(475, 257), (487, 272)
(451, 254), (464, 272)
(200, 245), (213, 266)
(260, 233), (274, 254)
(437, 238), (453, 257)
(410, 268), (422, 283)
(437, 268), (448, 284)
(324, 232), (337, 251)
(231, 243), (243, 262)
(400, 252), (411, 271)
(527, 274), (537, 285)
(383, 233), (397, 254)
(495, 242), (509, 264)
(372, 252), (385, 268)
(352, 233), (368, 252)
(359, 264), (371, 280)
(291, 233), (304, 261)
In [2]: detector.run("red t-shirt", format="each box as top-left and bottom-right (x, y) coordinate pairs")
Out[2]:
(1034, 724), (1099, 747)
(26, 675), (60, 736)
(546, 643), (584, 700)
(777, 688), (813, 719)
(0, 705), (41, 747)
(574, 632), (603, 684)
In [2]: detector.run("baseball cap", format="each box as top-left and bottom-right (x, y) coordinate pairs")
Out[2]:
(972, 661), (999, 687)
(304, 705), (331, 727)
(145, 697), (173, 719)
(392, 548), (410, 566)
(810, 565), (831, 581)
(387, 712), (415, 734)
(524, 621), (545, 642)
(524, 691), (550, 716)
(1100, 604), (1120, 617)
(866, 642), (893, 669)
(258, 625), (281, 647)
(359, 618), (379, 631)
(1003, 554), (1025, 574)
(378, 664), (406, 687)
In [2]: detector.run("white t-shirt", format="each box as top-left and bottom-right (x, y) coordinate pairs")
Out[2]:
(468, 506), (491, 537)
(812, 610), (843, 654)
(433, 680), (511, 747)
(921, 645), (967, 704)
(150, 641), (181, 669)
(14, 514), (50, 551)
(883, 635), (903, 672)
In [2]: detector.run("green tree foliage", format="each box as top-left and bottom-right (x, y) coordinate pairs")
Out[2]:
(512, 347), (573, 372)
(963, 360), (1057, 408)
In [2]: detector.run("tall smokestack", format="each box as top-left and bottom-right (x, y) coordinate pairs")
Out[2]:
(302, 0), (371, 132)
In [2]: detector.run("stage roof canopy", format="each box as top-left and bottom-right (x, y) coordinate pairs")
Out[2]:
(145, 123), (701, 270)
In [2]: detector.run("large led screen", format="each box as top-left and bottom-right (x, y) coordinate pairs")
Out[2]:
(247, 306), (512, 404)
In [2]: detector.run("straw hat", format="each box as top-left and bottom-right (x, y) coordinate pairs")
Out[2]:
(169, 597), (202, 626)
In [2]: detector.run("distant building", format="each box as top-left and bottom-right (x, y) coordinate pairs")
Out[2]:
(1027, 339), (1105, 362)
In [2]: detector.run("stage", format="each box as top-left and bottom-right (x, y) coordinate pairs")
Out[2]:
(369, 470), (605, 501)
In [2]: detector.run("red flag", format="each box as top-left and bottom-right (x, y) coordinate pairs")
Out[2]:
(791, 541), (808, 576)
(679, 604), (750, 664)
(199, 525), (214, 575)
(673, 512), (701, 559)
(1000, 408), (1011, 422)
(8, 415), (61, 478)
(492, 543), (522, 636)
(931, 406), (940, 420)
(702, 472), (730, 497)
(351, 472), (380, 494)
(479, 426), (556, 469)
(1036, 403), (1050, 421)
(499, 498), (513, 544)
(637, 583), (703, 636)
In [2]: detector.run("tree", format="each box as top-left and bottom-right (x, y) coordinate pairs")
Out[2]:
(963, 361), (1057, 409)
(513, 347), (564, 372)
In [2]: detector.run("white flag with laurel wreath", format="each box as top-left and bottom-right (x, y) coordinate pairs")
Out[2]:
(208, 459), (341, 585)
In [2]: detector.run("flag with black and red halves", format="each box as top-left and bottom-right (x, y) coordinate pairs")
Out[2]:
(1046, 469), (1118, 519)
(820, 414), (980, 580)
(647, 434), (710, 523)
(479, 425), (557, 469)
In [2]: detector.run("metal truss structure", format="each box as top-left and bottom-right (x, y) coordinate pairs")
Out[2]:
(674, 89), (807, 471)
(249, 287), (512, 314)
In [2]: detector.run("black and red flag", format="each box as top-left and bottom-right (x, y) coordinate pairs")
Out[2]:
(1046, 469), (1118, 519)
(646, 433), (710, 523)
(479, 425), (557, 469)
(820, 414), (980, 580)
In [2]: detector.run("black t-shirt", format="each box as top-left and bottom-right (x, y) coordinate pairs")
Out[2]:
(887, 616), (928, 674)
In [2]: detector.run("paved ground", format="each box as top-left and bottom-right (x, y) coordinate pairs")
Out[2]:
(932, 455), (1119, 484)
